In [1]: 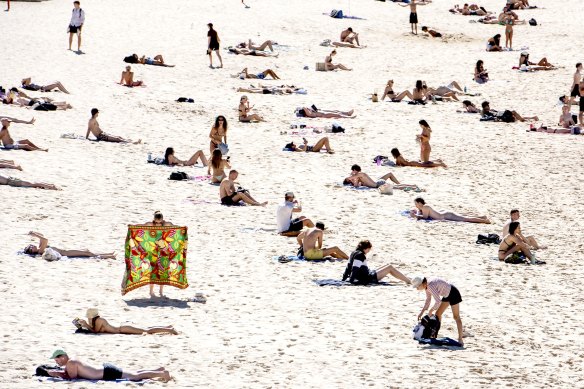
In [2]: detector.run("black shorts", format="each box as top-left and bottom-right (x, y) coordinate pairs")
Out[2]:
(208, 42), (220, 51)
(441, 285), (462, 306)
(368, 270), (379, 284)
(410, 12), (418, 24)
(68, 25), (81, 34)
(571, 84), (580, 97)
(221, 194), (237, 206)
(580, 97), (584, 112)
(284, 218), (303, 233)
(103, 363), (123, 381)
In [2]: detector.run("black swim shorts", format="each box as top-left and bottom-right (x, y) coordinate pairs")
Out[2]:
(208, 42), (220, 51)
(441, 285), (462, 306)
(284, 218), (304, 233)
(580, 97), (584, 112)
(221, 193), (237, 206)
(68, 25), (80, 34)
(103, 363), (123, 381)
(571, 84), (580, 97)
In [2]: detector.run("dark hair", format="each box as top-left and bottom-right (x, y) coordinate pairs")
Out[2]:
(208, 23), (213, 29)
(390, 148), (400, 158)
(347, 27), (353, 32)
(213, 115), (227, 131)
(422, 277), (427, 285)
(356, 240), (372, 252)
(419, 119), (429, 127)
(211, 149), (223, 169)
(414, 197), (425, 205)
(342, 178), (350, 185)
(351, 164), (361, 172)
(285, 142), (295, 150)
(74, 1), (80, 4)
(509, 221), (520, 235)
(476, 60), (484, 71)
(164, 147), (174, 165)
(315, 222), (325, 230)
(481, 101), (489, 109)
(229, 169), (237, 175)
(493, 34), (500, 46)
(154, 211), (163, 220)
(24, 245), (35, 255)
(510, 209), (519, 215)
(462, 100), (473, 107)
(421, 26), (428, 31)
(415, 80), (423, 90)
(577, 63), (582, 68)
(91, 108), (99, 116)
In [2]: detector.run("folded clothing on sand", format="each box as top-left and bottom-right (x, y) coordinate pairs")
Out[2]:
(121, 225), (189, 295)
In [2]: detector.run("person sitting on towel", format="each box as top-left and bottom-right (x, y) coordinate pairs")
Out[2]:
(219, 170), (267, 206)
(276, 191), (314, 235)
(342, 240), (412, 285)
(296, 222), (348, 260)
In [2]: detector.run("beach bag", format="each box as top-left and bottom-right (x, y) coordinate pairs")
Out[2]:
(297, 245), (304, 259)
(332, 124), (345, 133)
(505, 252), (526, 264)
(529, 18), (537, 26)
(218, 142), (229, 155)
(330, 9), (343, 18)
(378, 183), (393, 195)
(42, 247), (62, 261)
(420, 315), (441, 339)
(169, 171), (188, 181)
(35, 365), (59, 377)
(476, 233), (501, 245)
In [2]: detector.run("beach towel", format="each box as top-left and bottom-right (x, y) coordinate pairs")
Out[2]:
(273, 255), (330, 263)
(314, 279), (393, 287)
(418, 337), (463, 347)
(121, 225), (189, 295)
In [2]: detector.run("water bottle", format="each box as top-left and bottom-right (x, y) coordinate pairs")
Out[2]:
(464, 86), (467, 93)
(376, 156), (381, 166)
(147, 152), (152, 161)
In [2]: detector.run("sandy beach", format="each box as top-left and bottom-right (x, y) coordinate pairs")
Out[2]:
(1, 0), (584, 387)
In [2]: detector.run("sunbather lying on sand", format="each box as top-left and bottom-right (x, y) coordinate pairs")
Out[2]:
(391, 148), (447, 167)
(124, 54), (175, 67)
(0, 175), (57, 190)
(238, 67), (281, 80)
(164, 147), (208, 166)
(21, 77), (70, 93)
(458, 100), (480, 113)
(24, 231), (115, 258)
(450, 3), (489, 15)
(285, 137), (335, 153)
(421, 26), (442, 37)
(236, 84), (306, 95)
(296, 106), (355, 118)
(410, 197), (491, 223)
(228, 47), (279, 57)
(0, 159), (22, 170)
(342, 164), (422, 190)
(518, 52), (555, 70)
(75, 308), (177, 335)
(481, 101), (538, 122)
(237, 39), (275, 52)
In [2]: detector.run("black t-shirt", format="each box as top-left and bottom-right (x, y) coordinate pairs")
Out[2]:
(207, 29), (218, 44)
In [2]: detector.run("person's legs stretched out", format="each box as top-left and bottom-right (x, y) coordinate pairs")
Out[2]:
(322, 246), (349, 259)
(311, 137), (334, 153)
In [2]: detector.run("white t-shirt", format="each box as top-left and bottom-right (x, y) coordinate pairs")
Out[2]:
(276, 201), (295, 232)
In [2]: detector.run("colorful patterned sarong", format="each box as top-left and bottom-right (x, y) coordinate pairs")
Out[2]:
(121, 225), (189, 295)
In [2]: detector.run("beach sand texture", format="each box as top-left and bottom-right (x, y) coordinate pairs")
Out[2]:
(1, 0), (584, 387)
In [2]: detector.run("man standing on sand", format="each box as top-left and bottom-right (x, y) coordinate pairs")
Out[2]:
(569, 63), (581, 105)
(297, 222), (349, 260)
(219, 170), (267, 206)
(68, 1), (85, 52)
(399, 0), (428, 35)
(276, 192), (314, 235)
(46, 350), (171, 382)
(86, 108), (141, 144)
(207, 23), (223, 68)
(502, 209), (547, 250)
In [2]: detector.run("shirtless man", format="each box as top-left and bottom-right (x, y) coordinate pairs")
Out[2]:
(296, 222), (348, 260)
(410, 197), (490, 223)
(342, 164), (422, 190)
(298, 107), (355, 119)
(86, 108), (141, 144)
(21, 77), (70, 94)
(47, 350), (171, 382)
(569, 63), (582, 105)
(340, 27), (360, 46)
(399, 0), (428, 35)
(0, 175), (58, 190)
(391, 148), (446, 168)
(502, 209), (546, 250)
(119, 66), (143, 87)
(0, 119), (47, 151)
(219, 170), (267, 206)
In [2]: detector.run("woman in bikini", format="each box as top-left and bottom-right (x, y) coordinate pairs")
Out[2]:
(208, 149), (231, 183)
(381, 80), (413, 102)
(239, 96), (264, 122)
(474, 60), (489, 83)
(324, 50), (352, 71)
(498, 222), (534, 261)
(503, 13), (514, 49)
(24, 231), (116, 259)
(209, 115), (228, 154)
(410, 197), (491, 223)
(284, 137), (335, 154)
(391, 148), (447, 168)
(460, 100), (480, 113)
(77, 308), (177, 335)
(163, 147), (207, 167)
(411, 80), (427, 103)
(519, 52), (555, 70)
(416, 120), (432, 163)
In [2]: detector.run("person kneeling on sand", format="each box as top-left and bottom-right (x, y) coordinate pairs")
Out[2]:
(284, 137), (335, 153)
(391, 148), (446, 168)
(119, 66), (143, 87)
(276, 191), (314, 235)
(219, 170), (267, 206)
(411, 276), (464, 345)
(86, 108), (141, 144)
(410, 197), (491, 223)
(1, 175), (57, 190)
(46, 350), (171, 382)
(296, 222), (349, 260)
(498, 221), (536, 263)
(342, 240), (412, 285)
(342, 164), (422, 190)
(502, 209), (546, 250)
(24, 231), (116, 259)
(75, 308), (177, 335)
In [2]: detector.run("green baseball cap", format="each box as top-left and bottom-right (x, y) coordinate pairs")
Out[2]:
(49, 349), (67, 359)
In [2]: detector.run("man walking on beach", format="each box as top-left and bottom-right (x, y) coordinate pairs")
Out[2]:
(68, 1), (85, 52)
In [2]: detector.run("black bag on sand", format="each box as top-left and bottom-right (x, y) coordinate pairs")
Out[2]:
(169, 171), (188, 181)
(476, 233), (501, 245)
(332, 124), (345, 133)
(529, 18), (537, 26)
(35, 365), (59, 377)
(421, 315), (441, 339)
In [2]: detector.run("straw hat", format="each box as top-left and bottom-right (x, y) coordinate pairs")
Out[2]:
(411, 276), (424, 288)
(86, 308), (99, 319)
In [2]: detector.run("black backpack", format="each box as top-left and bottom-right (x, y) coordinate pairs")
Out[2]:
(476, 233), (501, 245)
(529, 18), (537, 26)
(169, 171), (188, 181)
(35, 365), (59, 377)
(332, 124), (345, 133)
(421, 315), (440, 339)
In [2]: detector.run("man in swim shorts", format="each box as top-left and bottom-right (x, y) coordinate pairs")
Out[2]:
(219, 170), (267, 206)
(276, 192), (314, 235)
(296, 222), (348, 260)
(0, 118), (48, 151)
(46, 350), (171, 382)
(86, 108), (141, 144)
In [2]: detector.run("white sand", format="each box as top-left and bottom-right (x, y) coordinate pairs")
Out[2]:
(1, 0), (584, 387)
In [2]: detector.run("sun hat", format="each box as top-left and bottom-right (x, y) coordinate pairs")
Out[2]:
(86, 308), (99, 319)
(521, 51), (528, 56)
(411, 276), (424, 288)
(49, 349), (67, 359)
